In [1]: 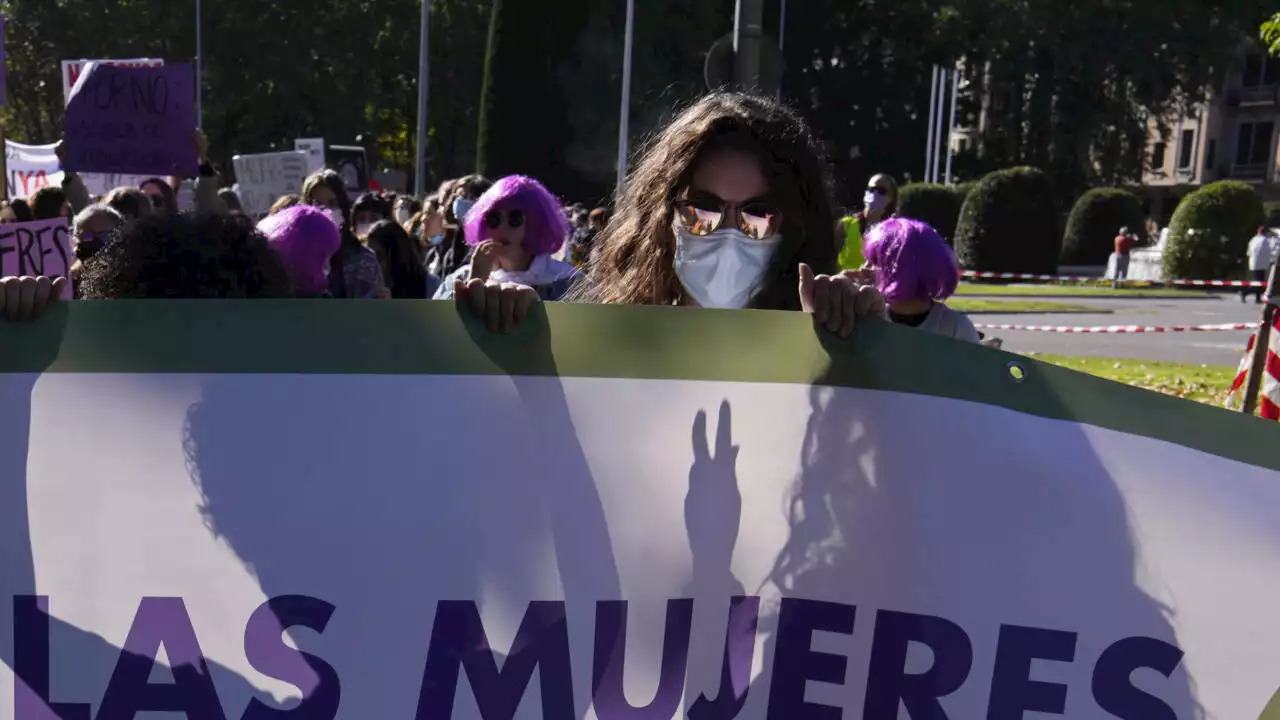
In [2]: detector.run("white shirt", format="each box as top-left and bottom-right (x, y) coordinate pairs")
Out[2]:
(918, 303), (982, 343)
(1248, 234), (1279, 271)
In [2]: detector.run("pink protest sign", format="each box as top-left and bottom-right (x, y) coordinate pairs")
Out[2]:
(0, 218), (74, 298)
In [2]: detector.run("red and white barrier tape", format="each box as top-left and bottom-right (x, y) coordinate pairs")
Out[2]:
(974, 323), (1251, 334)
(959, 270), (1265, 288)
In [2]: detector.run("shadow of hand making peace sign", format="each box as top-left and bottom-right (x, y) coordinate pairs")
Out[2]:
(685, 401), (743, 589)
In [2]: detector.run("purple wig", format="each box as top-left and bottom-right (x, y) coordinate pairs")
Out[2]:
(863, 217), (959, 304)
(257, 205), (341, 295)
(463, 175), (569, 256)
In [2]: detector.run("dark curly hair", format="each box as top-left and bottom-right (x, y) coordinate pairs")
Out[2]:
(578, 92), (838, 310)
(79, 213), (293, 299)
(366, 220), (429, 298)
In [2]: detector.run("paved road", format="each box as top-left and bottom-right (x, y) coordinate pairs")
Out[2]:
(969, 294), (1261, 366)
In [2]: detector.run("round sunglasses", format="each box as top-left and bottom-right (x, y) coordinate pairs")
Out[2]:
(674, 199), (781, 240)
(484, 209), (525, 229)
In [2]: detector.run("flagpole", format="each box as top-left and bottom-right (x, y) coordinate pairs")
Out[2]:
(932, 69), (947, 183)
(414, 0), (430, 197)
(925, 66), (939, 183)
(944, 66), (959, 185)
(1242, 261), (1280, 414)
(616, 0), (635, 192)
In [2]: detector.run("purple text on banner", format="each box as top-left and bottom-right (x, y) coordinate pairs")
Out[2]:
(0, 218), (74, 298)
(62, 62), (197, 178)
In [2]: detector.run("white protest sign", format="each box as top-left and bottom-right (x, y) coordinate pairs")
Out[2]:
(60, 58), (163, 104)
(5, 139), (155, 200)
(0, 217), (73, 297)
(232, 151), (309, 215)
(5, 305), (1280, 719)
(5, 140), (62, 199)
(294, 138), (325, 176)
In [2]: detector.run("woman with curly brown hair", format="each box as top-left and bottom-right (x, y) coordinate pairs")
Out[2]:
(460, 92), (885, 336)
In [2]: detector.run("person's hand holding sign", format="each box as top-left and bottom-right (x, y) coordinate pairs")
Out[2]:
(798, 262), (886, 339)
(0, 276), (66, 323)
(453, 278), (539, 334)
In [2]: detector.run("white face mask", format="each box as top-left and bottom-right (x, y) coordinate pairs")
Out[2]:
(395, 208), (412, 224)
(673, 225), (781, 309)
(326, 208), (345, 229)
(864, 190), (888, 212)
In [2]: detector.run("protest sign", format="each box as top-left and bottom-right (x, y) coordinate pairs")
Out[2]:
(328, 144), (369, 192)
(5, 139), (156, 199)
(4, 303), (1280, 719)
(60, 58), (163, 104)
(294, 137), (325, 175)
(62, 62), (197, 178)
(0, 218), (72, 296)
(232, 151), (309, 216)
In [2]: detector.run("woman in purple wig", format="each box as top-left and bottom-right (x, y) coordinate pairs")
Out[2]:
(434, 175), (580, 302)
(257, 205), (343, 298)
(863, 217), (979, 342)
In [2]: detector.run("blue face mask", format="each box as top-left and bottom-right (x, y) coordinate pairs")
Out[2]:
(427, 233), (446, 246)
(452, 198), (474, 222)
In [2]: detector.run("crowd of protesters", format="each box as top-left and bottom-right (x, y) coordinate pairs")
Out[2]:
(0, 91), (980, 344)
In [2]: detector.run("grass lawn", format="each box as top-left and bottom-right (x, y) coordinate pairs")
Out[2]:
(947, 298), (1106, 314)
(956, 282), (1215, 299)
(1023, 354), (1237, 405)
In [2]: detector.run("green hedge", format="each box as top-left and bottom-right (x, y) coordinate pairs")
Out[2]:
(1164, 181), (1265, 280)
(954, 167), (1060, 273)
(897, 183), (966, 244)
(1061, 188), (1145, 265)
(1265, 202), (1280, 228)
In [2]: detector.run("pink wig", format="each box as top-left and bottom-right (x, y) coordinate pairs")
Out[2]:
(863, 218), (959, 304)
(463, 175), (569, 256)
(257, 205), (341, 295)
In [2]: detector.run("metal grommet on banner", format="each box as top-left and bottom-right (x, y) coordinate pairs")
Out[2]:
(1007, 362), (1026, 383)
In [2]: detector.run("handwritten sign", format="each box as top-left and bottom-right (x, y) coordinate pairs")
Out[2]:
(60, 58), (162, 104)
(232, 151), (309, 216)
(6, 139), (158, 199)
(294, 137), (326, 175)
(0, 218), (73, 297)
(62, 62), (196, 178)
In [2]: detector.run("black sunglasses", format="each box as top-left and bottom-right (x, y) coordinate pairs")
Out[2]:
(484, 209), (525, 229)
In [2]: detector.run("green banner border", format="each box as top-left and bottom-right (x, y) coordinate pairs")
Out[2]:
(2, 301), (1276, 471)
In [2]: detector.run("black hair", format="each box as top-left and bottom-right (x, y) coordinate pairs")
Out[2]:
(79, 212), (292, 299)
(366, 220), (429, 298)
(1, 199), (33, 222)
(140, 177), (180, 215)
(219, 188), (244, 214)
(352, 192), (393, 221)
(105, 186), (152, 222)
(30, 186), (68, 220)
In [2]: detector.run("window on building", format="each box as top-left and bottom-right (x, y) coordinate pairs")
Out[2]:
(1150, 142), (1166, 171)
(1177, 129), (1195, 169)
(1243, 53), (1280, 88)
(1236, 121), (1275, 166)
(1205, 139), (1217, 171)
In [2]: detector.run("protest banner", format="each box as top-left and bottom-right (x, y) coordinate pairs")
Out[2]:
(232, 151), (309, 216)
(62, 62), (197, 178)
(294, 137), (325, 175)
(328, 144), (369, 192)
(60, 58), (163, 104)
(3, 303), (1280, 719)
(0, 218), (72, 297)
(5, 140), (155, 199)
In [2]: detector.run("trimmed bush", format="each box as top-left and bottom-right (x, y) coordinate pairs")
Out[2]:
(953, 167), (1060, 273)
(898, 183), (965, 244)
(1060, 188), (1145, 265)
(1164, 181), (1264, 280)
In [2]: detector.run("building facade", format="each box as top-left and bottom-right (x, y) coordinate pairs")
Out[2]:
(1142, 47), (1280, 226)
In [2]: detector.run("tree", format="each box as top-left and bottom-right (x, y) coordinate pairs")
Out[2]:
(1163, 181), (1264, 280)
(1262, 11), (1280, 55)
